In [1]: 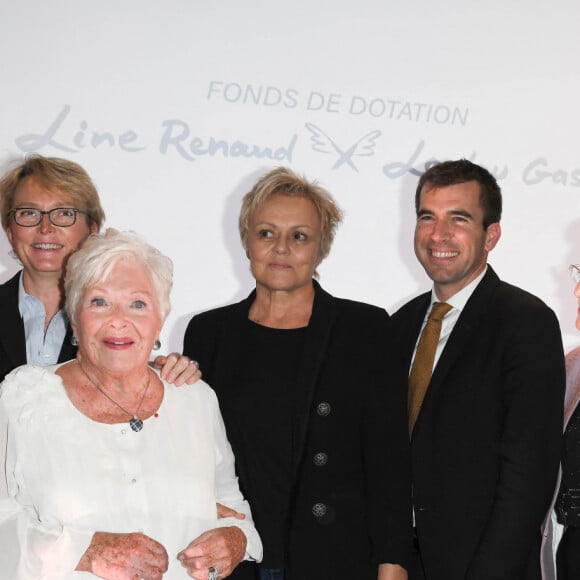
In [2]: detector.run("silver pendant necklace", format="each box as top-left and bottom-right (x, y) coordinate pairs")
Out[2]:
(78, 363), (152, 432)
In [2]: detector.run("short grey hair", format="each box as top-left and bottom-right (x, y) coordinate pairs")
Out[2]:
(64, 228), (173, 325)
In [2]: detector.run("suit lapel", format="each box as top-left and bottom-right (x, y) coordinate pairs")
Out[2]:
(0, 271), (77, 368)
(215, 283), (336, 479)
(58, 323), (77, 363)
(0, 272), (27, 370)
(399, 294), (431, 372)
(216, 292), (256, 388)
(417, 268), (500, 425)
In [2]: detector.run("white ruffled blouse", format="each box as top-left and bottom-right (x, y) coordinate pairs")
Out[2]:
(0, 365), (262, 579)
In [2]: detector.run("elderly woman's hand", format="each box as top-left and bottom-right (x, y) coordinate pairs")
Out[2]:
(152, 353), (201, 386)
(76, 531), (168, 579)
(177, 526), (247, 579)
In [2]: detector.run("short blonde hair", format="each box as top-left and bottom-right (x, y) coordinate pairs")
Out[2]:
(239, 167), (343, 275)
(0, 154), (105, 231)
(64, 229), (173, 325)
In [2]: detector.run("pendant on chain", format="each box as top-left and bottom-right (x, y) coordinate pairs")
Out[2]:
(129, 416), (144, 432)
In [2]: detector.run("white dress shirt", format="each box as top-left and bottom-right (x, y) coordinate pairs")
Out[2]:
(0, 365), (262, 579)
(410, 266), (488, 373)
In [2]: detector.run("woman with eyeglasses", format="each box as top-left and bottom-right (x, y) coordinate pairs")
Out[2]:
(0, 154), (199, 385)
(541, 264), (580, 579)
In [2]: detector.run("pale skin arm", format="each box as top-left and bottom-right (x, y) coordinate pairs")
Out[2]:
(178, 526), (247, 579)
(151, 353), (201, 386)
(216, 503), (245, 520)
(378, 563), (408, 580)
(76, 531), (169, 580)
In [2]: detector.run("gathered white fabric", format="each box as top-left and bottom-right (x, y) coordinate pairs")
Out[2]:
(0, 365), (262, 579)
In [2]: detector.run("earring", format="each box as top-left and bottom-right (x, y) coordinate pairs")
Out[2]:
(153, 339), (161, 351)
(71, 335), (79, 347)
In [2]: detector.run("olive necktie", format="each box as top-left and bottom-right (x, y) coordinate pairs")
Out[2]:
(408, 302), (453, 436)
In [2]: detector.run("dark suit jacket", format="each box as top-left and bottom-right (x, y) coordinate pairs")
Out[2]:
(392, 266), (565, 580)
(184, 280), (412, 580)
(0, 272), (76, 382)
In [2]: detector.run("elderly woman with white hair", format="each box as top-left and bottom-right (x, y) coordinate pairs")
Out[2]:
(0, 229), (262, 579)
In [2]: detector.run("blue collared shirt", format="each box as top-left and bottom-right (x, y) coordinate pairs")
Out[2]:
(18, 274), (68, 366)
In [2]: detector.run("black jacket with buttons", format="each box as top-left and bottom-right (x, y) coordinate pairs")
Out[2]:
(183, 280), (412, 579)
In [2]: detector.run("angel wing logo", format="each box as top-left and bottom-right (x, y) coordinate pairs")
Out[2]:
(304, 123), (382, 171)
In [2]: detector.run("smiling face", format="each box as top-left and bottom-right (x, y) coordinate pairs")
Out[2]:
(246, 193), (322, 294)
(6, 176), (96, 279)
(414, 181), (501, 301)
(73, 260), (162, 380)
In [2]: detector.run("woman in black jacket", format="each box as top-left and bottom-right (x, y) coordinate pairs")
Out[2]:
(184, 167), (412, 580)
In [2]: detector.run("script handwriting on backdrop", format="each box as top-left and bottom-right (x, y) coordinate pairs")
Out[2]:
(13, 105), (580, 187)
(15, 105), (146, 153)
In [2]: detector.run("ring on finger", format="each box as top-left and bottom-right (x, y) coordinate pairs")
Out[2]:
(208, 566), (219, 580)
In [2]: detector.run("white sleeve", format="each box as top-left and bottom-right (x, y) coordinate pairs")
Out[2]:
(0, 387), (21, 576)
(0, 372), (94, 578)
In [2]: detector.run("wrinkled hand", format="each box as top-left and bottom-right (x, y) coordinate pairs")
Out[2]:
(217, 503), (246, 520)
(76, 531), (168, 579)
(177, 526), (247, 579)
(152, 353), (201, 386)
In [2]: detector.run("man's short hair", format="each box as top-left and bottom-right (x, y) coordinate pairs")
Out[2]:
(415, 159), (502, 229)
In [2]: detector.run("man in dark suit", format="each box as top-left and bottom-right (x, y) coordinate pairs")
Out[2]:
(392, 159), (565, 580)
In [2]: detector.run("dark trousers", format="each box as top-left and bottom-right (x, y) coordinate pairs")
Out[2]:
(410, 529), (541, 580)
(410, 529), (426, 580)
(259, 569), (284, 580)
(557, 526), (580, 580)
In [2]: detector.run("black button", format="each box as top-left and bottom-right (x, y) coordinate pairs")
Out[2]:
(317, 402), (331, 416)
(312, 502), (327, 517)
(314, 452), (328, 466)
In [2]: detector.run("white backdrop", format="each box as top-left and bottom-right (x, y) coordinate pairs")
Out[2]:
(1, 0), (580, 352)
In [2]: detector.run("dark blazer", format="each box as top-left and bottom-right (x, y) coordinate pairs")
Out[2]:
(0, 272), (76, 382)
(184, 280), (412, 580)
(392, 266), (565, 580)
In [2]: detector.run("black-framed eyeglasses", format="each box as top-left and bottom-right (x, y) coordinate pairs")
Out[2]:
(570, 264), (580, 284)
(8, 207), (89, 227)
